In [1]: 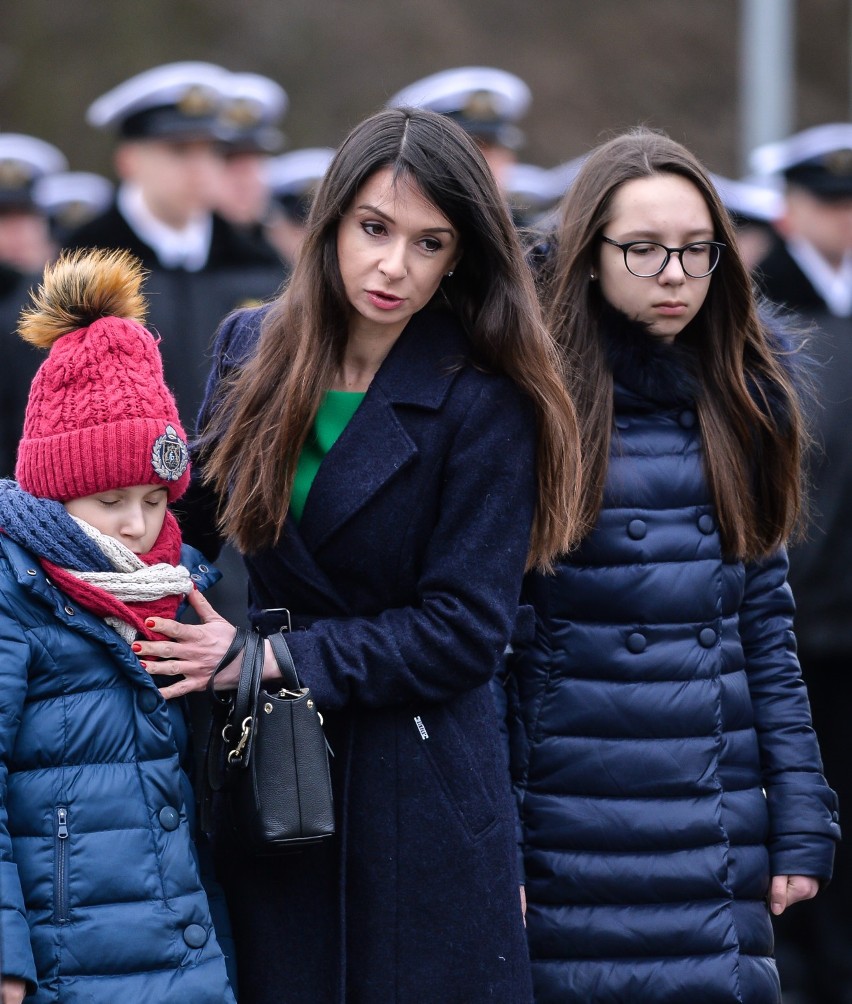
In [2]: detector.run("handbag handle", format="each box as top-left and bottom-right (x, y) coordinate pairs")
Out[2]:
(267, 629), (301, 693)
(207, 625), (250, 705)
(227, 630), (264, 770)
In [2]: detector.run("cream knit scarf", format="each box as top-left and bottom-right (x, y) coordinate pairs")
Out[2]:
(65, 516), (193, 643)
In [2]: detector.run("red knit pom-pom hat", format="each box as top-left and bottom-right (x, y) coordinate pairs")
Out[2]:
(15, 248), (190, 502)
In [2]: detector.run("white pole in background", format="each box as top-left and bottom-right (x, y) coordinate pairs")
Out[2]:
(740, 0), (796, 173)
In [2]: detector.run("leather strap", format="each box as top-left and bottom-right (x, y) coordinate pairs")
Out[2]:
(267, 630), (301, 692)
(207, 625), (250, 705)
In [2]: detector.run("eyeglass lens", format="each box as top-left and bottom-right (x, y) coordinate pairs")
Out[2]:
(624, 242), (721, 277)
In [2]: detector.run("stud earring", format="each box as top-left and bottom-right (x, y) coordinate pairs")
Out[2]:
(446, 271), (454, 278)
(589, 272), (597, 280)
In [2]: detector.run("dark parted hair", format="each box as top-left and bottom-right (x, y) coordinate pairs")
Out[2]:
(538, 127), (808, 561)
(203, 106), (583, 570)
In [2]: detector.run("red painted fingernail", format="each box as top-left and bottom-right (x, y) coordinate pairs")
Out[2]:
(145, 619), (156, 628)
(131, 642), (143, 653)
(193, 582), (198, 590)
(139, 661), (147, 669)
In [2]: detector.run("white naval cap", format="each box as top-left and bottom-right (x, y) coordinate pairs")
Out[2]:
(749, 123), (852, 198)
(86, 61), (232, 140)
(505, 163), (563, 207)
(219, 72), (289, 154)
(0, 133), (68, 209)
(33, 171), (114, 229)
(267, 147), (335, 222)
(709, 173), (782, 224)
(387, 66), (531, 149)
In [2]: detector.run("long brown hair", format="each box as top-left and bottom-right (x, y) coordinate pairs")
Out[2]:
(539, 127), (807, 561)
(204, 107), (583, 570)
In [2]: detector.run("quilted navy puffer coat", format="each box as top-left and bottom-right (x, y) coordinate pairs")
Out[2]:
(0, 536), (235, 1004)
(506, 315), (840, 1004)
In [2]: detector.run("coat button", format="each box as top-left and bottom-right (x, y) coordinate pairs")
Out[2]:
(138, 689), (159, 713)
(190, 574), (201, 582)
(158, 806), (180, 831)
(183, 924), (208, 949)
(26, 568), (38, 576)
(679, 410), (697, 429)
(627, 519), (647, 540)
(698, 627), (717, 648)
(698, 514), (715, 534)
(614, 416), (630, 430)
(64, 605), (75, 616)
(198, 564), (209, 573)
(627, 632), (647, 653)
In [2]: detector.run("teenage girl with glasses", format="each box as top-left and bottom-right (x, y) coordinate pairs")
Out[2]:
(502, 128), (840, 1003)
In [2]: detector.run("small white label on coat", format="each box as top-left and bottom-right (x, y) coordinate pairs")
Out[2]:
(414, 715), (429, 740)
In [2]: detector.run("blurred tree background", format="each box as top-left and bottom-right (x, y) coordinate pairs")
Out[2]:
(1, 0), (849, 179)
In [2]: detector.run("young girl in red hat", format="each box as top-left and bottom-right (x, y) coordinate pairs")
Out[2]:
(0, 249), (234, 1003)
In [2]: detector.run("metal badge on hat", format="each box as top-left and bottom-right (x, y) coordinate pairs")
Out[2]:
(0, 160), (31, 189)
(178, 85), (220, 118)
(151, 424), (189, 481)
(824, 149), (852, 176)
(463, 90), (501, 123)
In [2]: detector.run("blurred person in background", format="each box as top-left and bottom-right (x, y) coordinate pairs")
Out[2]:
(710, 172), (782, 272)
(264, 146), (335, 266)
(0, 133), (67, 480)
(387, 66), (531, 194)
(749, 122), (852, 1004)
(0, 134), (66, 274)
(63, 60), (286, 424)
(33, 170), (114, 248)
(216, 71), (288, 264)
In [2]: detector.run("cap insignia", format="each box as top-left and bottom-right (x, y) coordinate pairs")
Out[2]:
(151, 424), (189, 481)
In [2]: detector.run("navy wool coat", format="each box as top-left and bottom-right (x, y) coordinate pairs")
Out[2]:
(189, 305), (537, 1004)
(505, 316), (840, 1004)
(0, 539), (235, 1004)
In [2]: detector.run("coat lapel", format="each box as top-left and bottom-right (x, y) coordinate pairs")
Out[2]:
(297, 309), (468, 553)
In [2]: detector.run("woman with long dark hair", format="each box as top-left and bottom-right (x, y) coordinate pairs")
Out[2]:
(132, 106), (583, 1004)
(505, 128), (840, 1003)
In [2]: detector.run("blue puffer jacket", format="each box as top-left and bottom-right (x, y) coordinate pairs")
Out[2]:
(0, 535), (236, 1004)
(506, 318), (840, 1004)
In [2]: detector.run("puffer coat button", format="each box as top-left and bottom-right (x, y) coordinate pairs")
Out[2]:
(615, 416), (630, 430)
(627, 519), (647, 540)
(679, 410), (697, 429)
(138, 689), (159, 713)
(698, 514), (715, 534)
(183, 923), (208, 949)
(699, 627), (717, 648)
(626, 632), (647, 653)
(158, 806), (180, 831)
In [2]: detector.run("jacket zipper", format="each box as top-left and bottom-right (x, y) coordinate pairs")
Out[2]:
(55, 806), (69, 923)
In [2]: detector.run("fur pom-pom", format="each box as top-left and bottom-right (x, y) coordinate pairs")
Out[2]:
(17, 248), (148, 349)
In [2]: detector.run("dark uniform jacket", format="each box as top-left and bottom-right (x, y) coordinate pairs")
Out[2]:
(62, 204), (286, 423)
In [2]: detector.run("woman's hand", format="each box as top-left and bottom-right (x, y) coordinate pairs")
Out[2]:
(769, 874), (819, 915)
(132, 588), (240, 699)
(1, 977), (27, 1004)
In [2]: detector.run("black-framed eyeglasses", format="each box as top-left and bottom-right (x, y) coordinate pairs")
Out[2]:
(600, 236), (726, 278)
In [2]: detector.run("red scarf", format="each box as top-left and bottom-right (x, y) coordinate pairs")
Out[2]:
(40, 510), (186, 641)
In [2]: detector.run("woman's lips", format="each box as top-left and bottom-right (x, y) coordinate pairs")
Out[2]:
(654, 301), (687, 315)
(366, 289), (404, 310)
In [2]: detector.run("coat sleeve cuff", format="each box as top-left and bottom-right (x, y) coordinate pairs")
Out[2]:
(766, 781), (841, 882)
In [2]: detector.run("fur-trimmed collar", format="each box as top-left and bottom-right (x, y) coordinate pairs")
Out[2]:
(600, 304), (699, 407)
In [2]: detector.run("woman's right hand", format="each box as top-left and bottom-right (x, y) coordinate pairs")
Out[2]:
(2, 977), (27, 1004)
(134, 587), (240, 700)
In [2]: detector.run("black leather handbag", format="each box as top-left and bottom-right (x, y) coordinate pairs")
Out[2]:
(205, 622), (335, 853)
